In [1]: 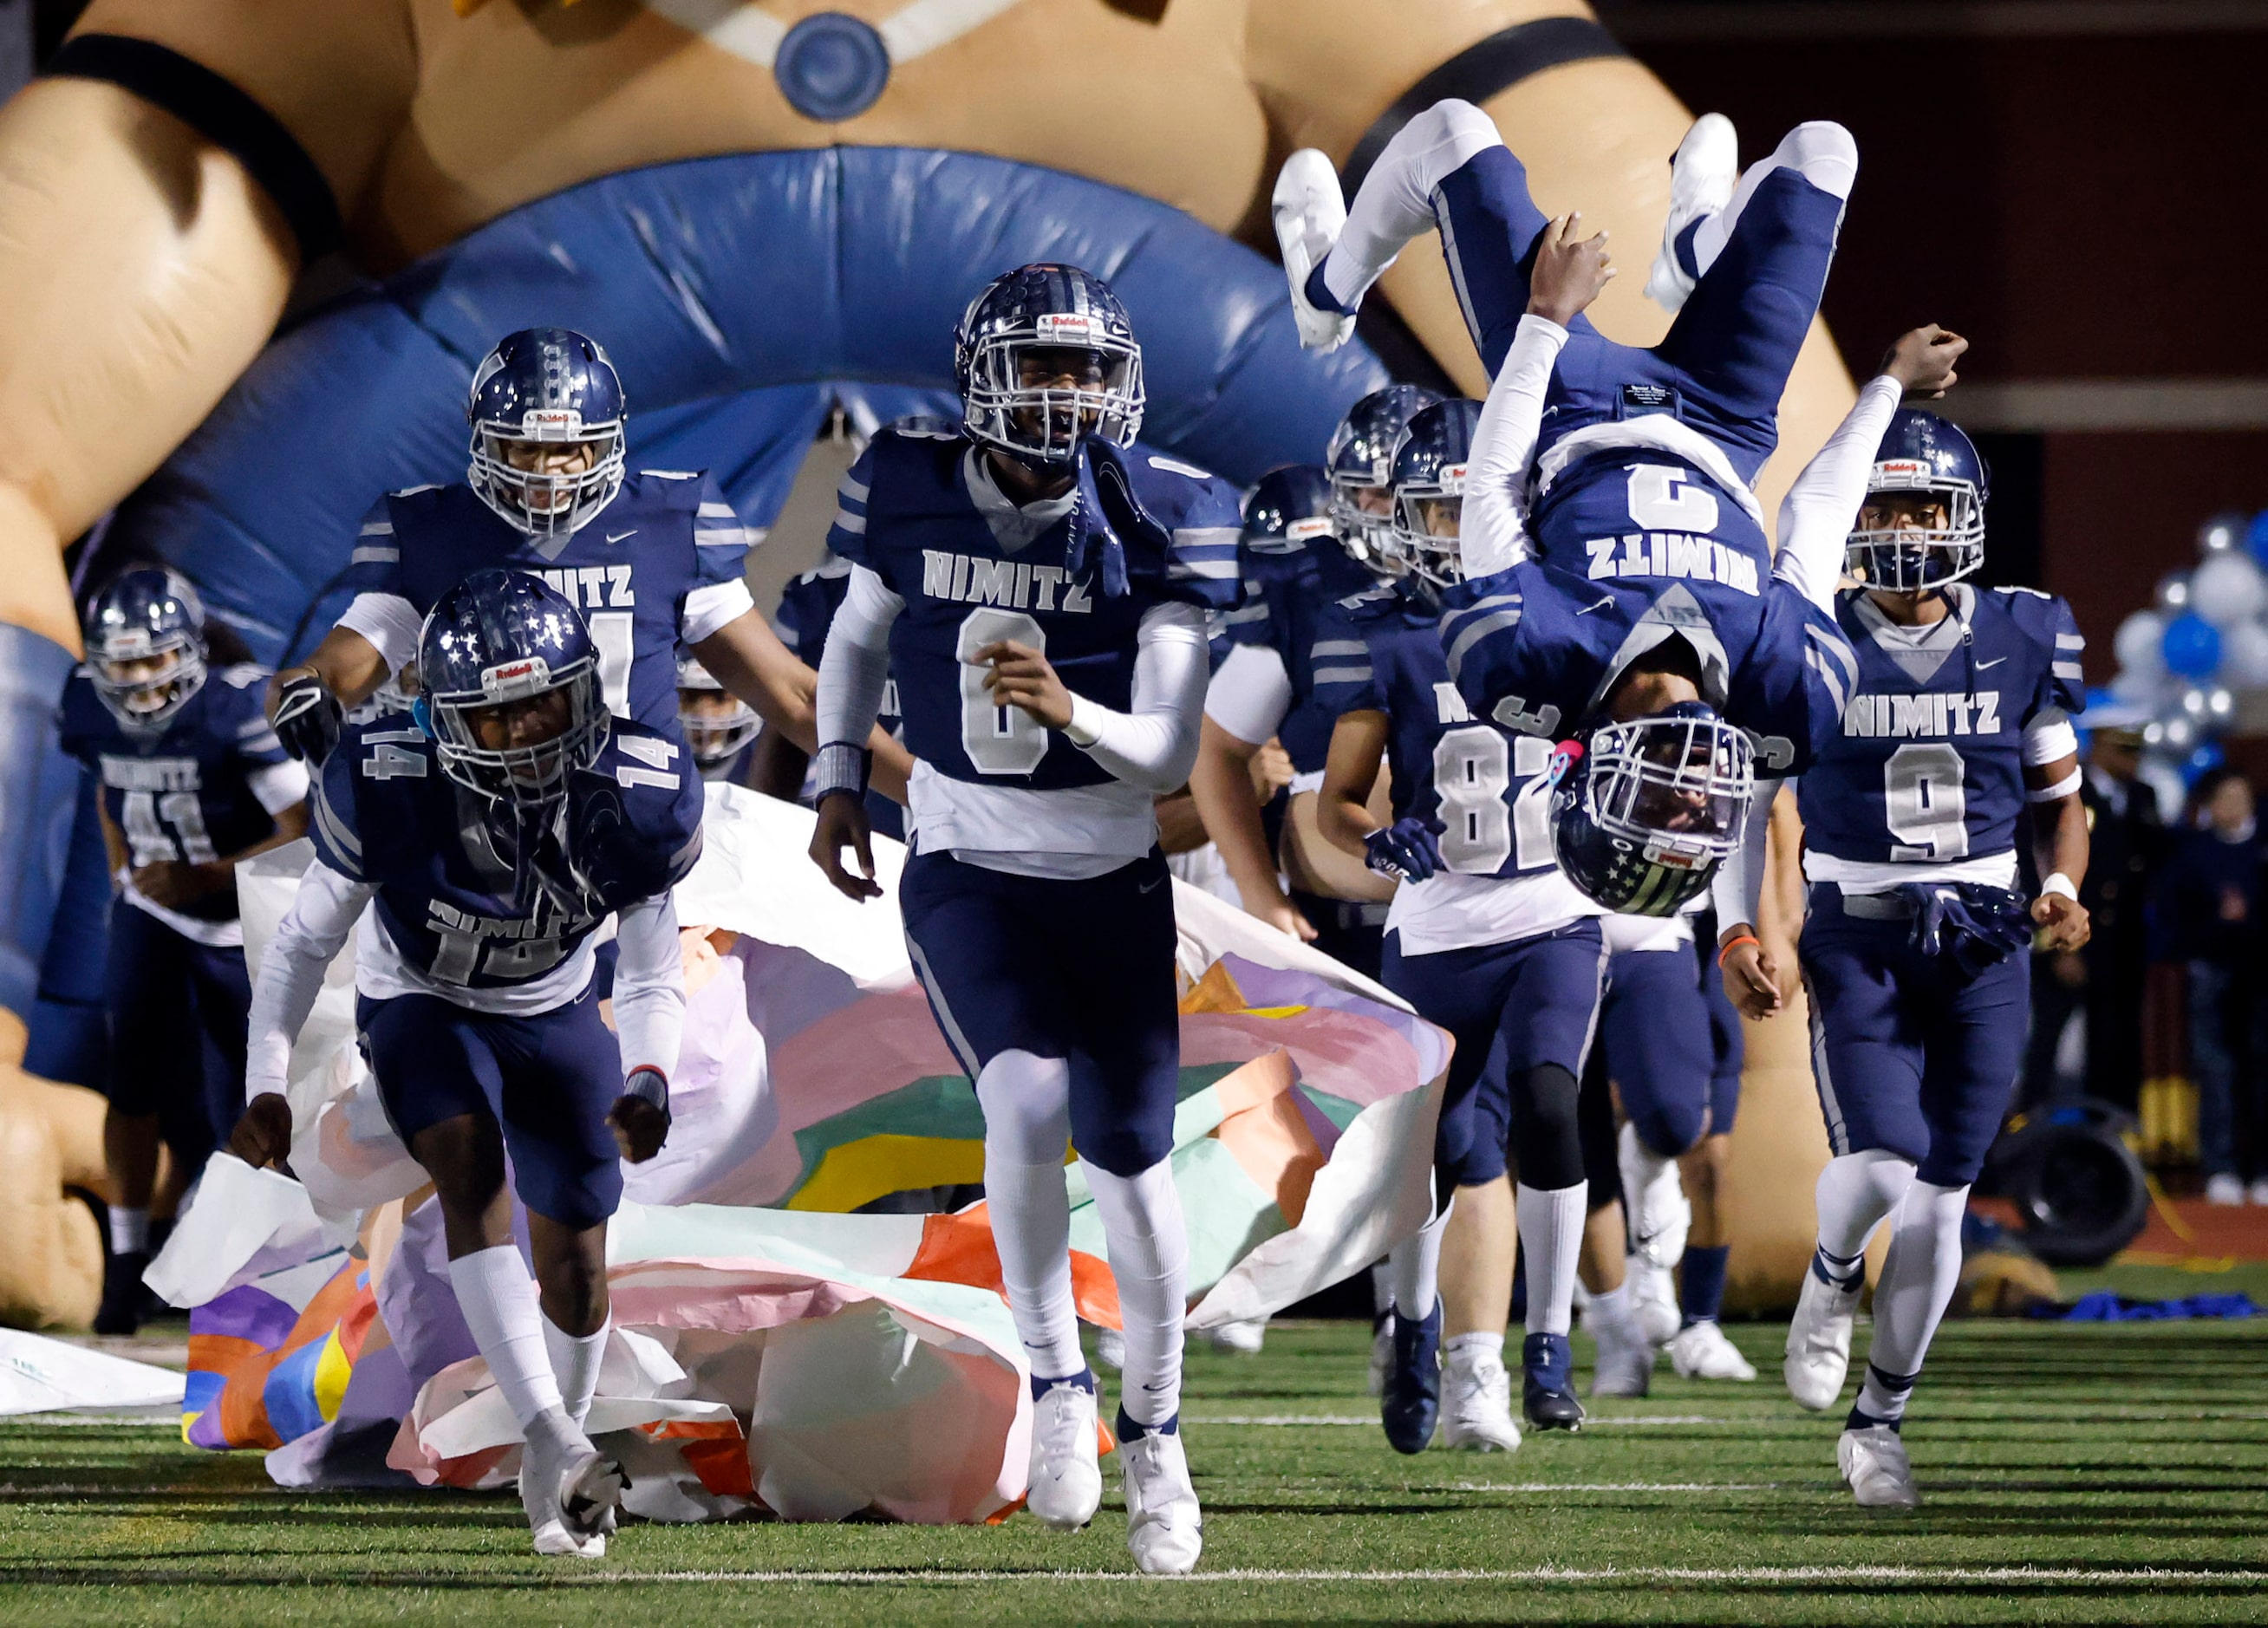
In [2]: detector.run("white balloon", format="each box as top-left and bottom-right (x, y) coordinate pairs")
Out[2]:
(2158, 572), (2192, 612)
(2191, 552), (2268, 628)
(2220, 619), (2268, 690)
(2114, 609), (2167, 676)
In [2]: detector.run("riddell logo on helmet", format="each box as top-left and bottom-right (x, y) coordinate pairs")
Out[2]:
(1442, 464), (1470, 482)
(1286, 518), (1333, 543)
(480, 656), (551, 699)
(1643, 843), (1698, 869)
(1035, 313), (1100, 342)
(519, 407), (583, 433)
(1874, 459), (1927, 482)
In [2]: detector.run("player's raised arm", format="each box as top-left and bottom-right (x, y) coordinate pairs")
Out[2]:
(808, 563), (903, 901)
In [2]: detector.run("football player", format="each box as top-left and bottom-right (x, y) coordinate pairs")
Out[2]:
(231, 570), (702, 1556)
(56, 566), (310, 1332)
(1190, 462), (1389, 963)
(265, 326), (907, 796)
(1273, 104), (1898, 912)
(1713, 408), (2091, 1508)
(675, 653), (761, 785)
(1313, 398), (1607, 1449)
(806, 264), (1242, 1576)
(1594, 908), (1757, 1384)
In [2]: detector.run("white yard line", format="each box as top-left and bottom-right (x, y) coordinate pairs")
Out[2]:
(570, 1564), (2268, 1586)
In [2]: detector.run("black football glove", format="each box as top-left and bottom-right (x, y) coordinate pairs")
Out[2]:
(272, 672), (344, 765)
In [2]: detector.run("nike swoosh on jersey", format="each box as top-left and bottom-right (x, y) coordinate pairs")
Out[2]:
(1975, 656), (2006, 669)
(1138, 876), (1166, 894)
(607, 529), (638, 544)
(1577, 596), (1613, 616)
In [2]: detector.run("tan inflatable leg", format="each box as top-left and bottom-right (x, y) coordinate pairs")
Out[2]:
(0, 1011), (110, 1329)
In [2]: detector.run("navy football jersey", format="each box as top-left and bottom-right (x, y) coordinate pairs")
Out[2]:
(342, 473), (752, 733)
(1222, 526), (1377, 775)
(1800, 586), (2086, 866)
(56, 664), (297, 920)
(777, 557), (903, 736)
(1311, 587), (1560, 882)
(827, 425), (1242, 791)
(1440, 552), (1854, 779)
(308, 716), (703, 993)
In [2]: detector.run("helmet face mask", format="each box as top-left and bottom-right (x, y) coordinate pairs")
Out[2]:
(419, 571), (606, 811)
(1326, 384), (1441, 574)
(1550, 703), (1756, 917)
(676, 654), (759, 766)
(1380, 398), (1483, 597)
(1845, 410), (1989, 593)
(87, 567), (209, 732)
(956, 268), (1144, 467)
(466, 328), (628, 541)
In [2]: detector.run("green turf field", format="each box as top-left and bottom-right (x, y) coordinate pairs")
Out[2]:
(3, 1317), (2264, 1625)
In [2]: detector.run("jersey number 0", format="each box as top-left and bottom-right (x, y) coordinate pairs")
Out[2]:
(957, 608), (1049, 775)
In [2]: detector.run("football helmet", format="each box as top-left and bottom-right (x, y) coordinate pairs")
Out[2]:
(467, 327), (628, 540)
(1387, 398), (1483, 596)
(84, 566), (209, 731)
(1845, 407), (1989, 592)
(417, 569), (605, 809)
(1241, 465), (1337, 555)
(955, 264), (1144, 466)
(1549, 701), (1755, 916)
(1325, 383), (1440, 570)
(676, 653), (759, 767)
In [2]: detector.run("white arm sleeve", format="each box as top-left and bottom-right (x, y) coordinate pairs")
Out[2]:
(247, 759), (311, 816)
(1772, 374), (1904, 610)
(1461, 314), (1567, 578)
(814, 564), (904, 747)
(681, 579), (758, 647)
(1062, 600), (1211, 792)
(333, 594), (422, 676)
(244, 860), (373, 1100)
(2022, 707), (2079, 767)
(610, 892), (687, 1084)
(1203, 642), (1294, 746)
(1709, 776), (1783, 930)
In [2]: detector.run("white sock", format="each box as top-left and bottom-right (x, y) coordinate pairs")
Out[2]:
(1855, 1182), (1969, 1425)
(108, 1205), (151, 1256)
(1387, 1199), (1451, 1320)
(1321, 98), (1502, 311)
(1516, 1182), (1587, 1337)
(448, 1245), (564, 1431)
(1444, 1330), (1503, 1371)
(1688, 120), (1859, 278)
(1085, 1160), (1189, 1429)
(1587, 1279), (1638, 1339)
(1371, 1261), (1396, 1318)
(542, 1315), (609, 1429)
(976, 1051), (1085, 1381)
(1616, 1122), (1683, 1267)
(1814, 1149), (1917, 1264)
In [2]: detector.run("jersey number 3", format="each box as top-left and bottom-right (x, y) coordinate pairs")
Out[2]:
(1884, 742), (1970, 861)
(957, 608), (1048, 775)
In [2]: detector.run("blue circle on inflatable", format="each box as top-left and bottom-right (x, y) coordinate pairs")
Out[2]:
(2162, 612), (2222, 680)
(775, 13), (891, 123)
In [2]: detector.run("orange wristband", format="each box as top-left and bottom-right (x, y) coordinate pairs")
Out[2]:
(1717, 934), (1760, 968)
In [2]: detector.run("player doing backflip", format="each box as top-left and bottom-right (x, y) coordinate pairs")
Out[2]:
(808, 264), (1242, 1575)
(231, 570), (703, 1556)
(1714, 407), (2091, 1508)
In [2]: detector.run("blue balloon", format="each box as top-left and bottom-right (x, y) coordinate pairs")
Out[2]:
(2162, 612), (2222, 680)
(2183, 740), (2227, 785)
(2249, 508), (2268, 567)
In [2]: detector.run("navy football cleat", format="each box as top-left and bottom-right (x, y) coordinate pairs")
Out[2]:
(1380, 1299), (1443, 1454)
(1522, 1332), (1587, 1431)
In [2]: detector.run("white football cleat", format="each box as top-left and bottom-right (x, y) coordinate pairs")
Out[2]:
(1588, 1313), (1656, 1399)
(1669, 1319), (1758, 1382)
(1439, 1350), (1523, 1451)
(519, 1408), (621, 1558)
(1784, 1262), (1863, 1411)
(1273, 148), (1357, 352)
(1026, 1378), (1103, 1530)
(1207, 1318), (1268, 1355)
(1644, 112), (1739, 314)
(1367, 1313), (1394, 1397)
(1626, 1255), (1684, 1347)
(1121, 1428), (1202, 1575)
(1838, 1423), (1920, 1509)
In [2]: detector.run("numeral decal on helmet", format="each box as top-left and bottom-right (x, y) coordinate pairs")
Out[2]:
(1884, 741), (1969, 861)
(958, 607), (1048, 775)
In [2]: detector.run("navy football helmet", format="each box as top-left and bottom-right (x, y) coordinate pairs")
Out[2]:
(1548, 701), (1755, 916)
(1386, 399), (1483, 595)
(84, 566), (209, 731)
(1241, 465), (1338, 555)
(466, 327), (628, 540)
(1846, 407), (1990, 592)
(676, 652), (759, 767)
(955, 264), (1144, 466)
(1325, 383), (1441, 570)
(417, 569), (605, 809)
